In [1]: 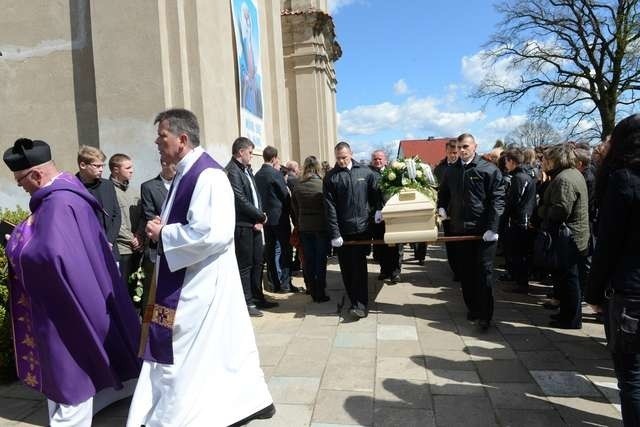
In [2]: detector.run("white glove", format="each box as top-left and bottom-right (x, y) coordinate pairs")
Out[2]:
(438, 208), (448, 220)
(374, 210), (383, 224)
(482, 230), (499, 242)
(331, 236), (344, 247)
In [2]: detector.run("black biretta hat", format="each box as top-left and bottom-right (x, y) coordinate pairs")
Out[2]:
(3, 138), (52, 172)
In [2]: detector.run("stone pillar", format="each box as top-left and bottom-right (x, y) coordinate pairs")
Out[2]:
(281, 1), (341, 163)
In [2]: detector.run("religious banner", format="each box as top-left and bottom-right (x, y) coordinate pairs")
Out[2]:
(231, 0), (265, 149)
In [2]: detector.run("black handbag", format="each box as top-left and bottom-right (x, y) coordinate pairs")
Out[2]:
(607, 294), (640, 354)
(532, 223), (572, 271)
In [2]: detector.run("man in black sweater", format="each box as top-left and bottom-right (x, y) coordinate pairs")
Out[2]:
(324, 142), (380, 318)
(438, 133), (505, 330)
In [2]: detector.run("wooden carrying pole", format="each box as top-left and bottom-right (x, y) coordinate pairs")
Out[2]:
(342, 235), (482, 246)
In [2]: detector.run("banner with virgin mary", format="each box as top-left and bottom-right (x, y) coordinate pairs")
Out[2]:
(231, 0), (265, 149)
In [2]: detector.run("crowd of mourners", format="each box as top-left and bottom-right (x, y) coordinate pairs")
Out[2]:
(3, 109), (640, 426)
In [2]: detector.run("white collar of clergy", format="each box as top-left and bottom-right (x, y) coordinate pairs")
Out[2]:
(175, 146), (204, 177)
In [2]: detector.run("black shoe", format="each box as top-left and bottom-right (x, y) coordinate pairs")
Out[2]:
(255, 300), (279, 309)
(478, 319), (490, 331)
(390, 274), (401, 284)
(349, 304), (367, 318)
(467, 312), (479, 321)
(542, 301), (560, 310)
(549, 320), (581, 329)
(278, 285), (302, 293)
(312, 295), (330, 303)
(508, 286), (529, 294)
(499, 273), (513, 281)
(417, 259), (425, 266)
(550, 313), (562, 321)
(247, 305), (263, 317)
(452, 274), (460, 282)
(378, 273), (389, 281)
(229, 403), (276, 426)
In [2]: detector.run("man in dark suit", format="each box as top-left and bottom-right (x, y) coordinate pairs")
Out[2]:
(139, 160), (176, 308)
(255, 146), (301, 293)
(225, 137), (278, 317)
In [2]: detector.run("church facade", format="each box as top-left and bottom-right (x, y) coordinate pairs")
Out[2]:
(0, 0), (340, 207)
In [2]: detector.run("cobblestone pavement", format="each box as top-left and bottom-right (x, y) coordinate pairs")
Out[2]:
(0, 245), (622, 426)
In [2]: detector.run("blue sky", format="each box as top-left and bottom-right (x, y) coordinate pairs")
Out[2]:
(329, 0), (530, 160)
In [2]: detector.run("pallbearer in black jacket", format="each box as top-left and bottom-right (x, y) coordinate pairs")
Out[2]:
(324, 142), (380, 318)
(438, 133), (505, 330)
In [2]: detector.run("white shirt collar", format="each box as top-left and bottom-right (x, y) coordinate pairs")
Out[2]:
(175, 146), (203, 177)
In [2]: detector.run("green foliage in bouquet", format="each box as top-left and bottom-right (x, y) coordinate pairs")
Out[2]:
(128, 266), (145, 308)
(379, 157), (438, 202)
(0, 206), (30, 383)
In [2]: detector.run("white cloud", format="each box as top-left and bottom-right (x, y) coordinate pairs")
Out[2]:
(328, 0), (358, 14)
(338, 97), (485, 137)
(393, 79), (409, 95)
(486, 115), (527, 132)
(461, 50), (520, 89)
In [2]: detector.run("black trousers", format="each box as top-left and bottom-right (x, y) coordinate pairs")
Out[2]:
(443, 221), (459, 277)
(371, 222), (402, 277)
(552, 246), (585, 328)
(454, 239), (497, 321)
(337, 232), (370, 308)
(118, 252), (142, 287)
(235, 226), (265, 305)
(264, 224), (292, 290)
(505, 226), (532, 288)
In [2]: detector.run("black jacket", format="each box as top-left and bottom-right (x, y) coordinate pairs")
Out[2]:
(224, 158), (266, 228)
(323, 161), (379, 239)
(437, 155), (505, 235)
(433, 158), (455, 186)
(77, 174), (121, 256)
(140, 175), (168, 261)
(586, 167), (640, 305)
(291, 175), (326, 233)
(582, 163), (597, 224)
(504, 166), (536, 228)
(255, 164), (290, 227)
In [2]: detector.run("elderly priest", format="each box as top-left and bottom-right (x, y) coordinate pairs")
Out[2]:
(3, 138), (141, 426)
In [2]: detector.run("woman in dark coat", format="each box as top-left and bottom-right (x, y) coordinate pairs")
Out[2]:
(586, 113), (640, 426)
(291, 156), (330, 302)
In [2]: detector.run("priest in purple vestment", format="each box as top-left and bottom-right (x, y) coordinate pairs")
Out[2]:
(3, 138), (141, 426)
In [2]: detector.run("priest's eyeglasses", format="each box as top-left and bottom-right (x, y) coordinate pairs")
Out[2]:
(15, 170), (34, 184)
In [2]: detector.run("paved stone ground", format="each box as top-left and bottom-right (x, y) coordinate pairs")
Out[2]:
(0, 245), (623, 426)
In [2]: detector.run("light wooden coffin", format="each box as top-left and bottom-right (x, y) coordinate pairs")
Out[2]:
(381, 189), (438, 244)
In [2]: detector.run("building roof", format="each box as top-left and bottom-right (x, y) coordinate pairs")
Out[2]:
(397, 138), (456, 167)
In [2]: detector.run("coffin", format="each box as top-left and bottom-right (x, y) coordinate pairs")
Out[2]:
(381, 189), (438, 244)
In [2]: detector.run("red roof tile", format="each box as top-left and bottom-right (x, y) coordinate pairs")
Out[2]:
(398, 138), (456, 167)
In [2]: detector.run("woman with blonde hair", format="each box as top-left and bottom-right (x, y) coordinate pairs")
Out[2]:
(291, 156), (330, 302)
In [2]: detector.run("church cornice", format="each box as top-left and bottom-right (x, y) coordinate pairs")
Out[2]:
(281, 8), (342, 62)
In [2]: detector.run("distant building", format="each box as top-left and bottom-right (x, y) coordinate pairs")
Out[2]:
(397, 137), (456, 167)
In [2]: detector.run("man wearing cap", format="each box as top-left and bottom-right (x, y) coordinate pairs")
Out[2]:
(127, 109), (274, 426)
(3, 138), (141, 426)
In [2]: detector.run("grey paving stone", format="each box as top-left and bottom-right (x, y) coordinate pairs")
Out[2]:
(0, 398), (42, 423)
(495, 409), (565, 426)
(589, 377), (620, 406)
(570, 358), (616, 377)
(274, 353), (327, 377)
(485, 382), (553, 410)
(517, 350), (575, 371)
(547, 396), (622, 425)
(464, 339), (517, 360)
(530, 370), (601, 397)
(424, 349), (475, 371)
(326, 348), (375, 367)
(268, 376), (321, 404)
(333, 332), (376, 349)
(433, 395), (499, 427)
(285, 337), (333, 358)
(296, 325), (338, 340)
(377, 340), (422, 357)
(248, 403), (313, 427)
(475, 360), (532, 383)
(336, 316), (378, 333)
(554, 340), (610, 360)
(0, 383), (44, 401)
(502, 333), (554, 351)
(92, 416), (128, 427)
(377, 312), (417, 325)
(427, 369), (485, 396)
(312, 389), (373, 426)
(310, 423), (361, 427)
(494, 320), (540, 335)
(255, 333), (295, 347)
(321, 364), (375, 392)
(375, 378), (431, 409)
(376, 357), (427, 380)
(377, 324), (418, 341)
(373, 406), (435, 427)
(258, 345), (286, 366)
(418, 331), (466, 351)
(260, 320), (304, 335)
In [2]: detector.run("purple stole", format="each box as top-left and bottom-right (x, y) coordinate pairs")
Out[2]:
(6, 217), (41, 391)
(139, 152), (222, 364)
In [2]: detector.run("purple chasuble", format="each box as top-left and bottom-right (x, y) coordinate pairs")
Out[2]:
(141, 152), (222, 364)
(6, 173), (141, 405)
